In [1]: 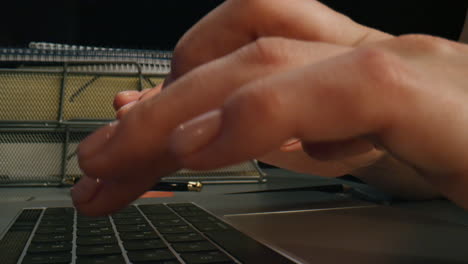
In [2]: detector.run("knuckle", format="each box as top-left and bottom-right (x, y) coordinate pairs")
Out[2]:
(112, 96), (122, 110)
(397, 34), (455, 54)
(170, 35), (202, 81)
(237, 0), (280, 14)
(240, 37), (290, 66)
(227, 84), (282, 125)
(168, 47), (188, 80)
(354, 47), (407, 90)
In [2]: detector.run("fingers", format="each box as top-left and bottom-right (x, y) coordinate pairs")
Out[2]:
(169, 48), (393, 170)
(113, 90), (141, 111)
(73, 155), (178, 217)
(302, 138), (376, 161)
(168, 42), (468, 208)
(167, 0), (391, 83)
(139, 84), (163, 101)
(280, 137), (377, 162)
(280, 138), (302, 152)
(115, 84), (164, 119)
(76, 40), (350, 215)
(81, 39), (350, 178)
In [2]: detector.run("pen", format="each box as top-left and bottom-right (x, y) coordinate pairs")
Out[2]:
(150, 181), (203, 192)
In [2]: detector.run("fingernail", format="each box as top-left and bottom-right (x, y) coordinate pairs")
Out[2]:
(120, 101), (137, 111)
(117, 90), (140, 97)
(170, 110), (222, 157)
(71, 176), (102, 204)
(280, 138), (302, 152)
(116, 102), (137, 119)
(78, 121), (119, 160)
(282, 138), (300, 147)
(119, 101), (138, 110)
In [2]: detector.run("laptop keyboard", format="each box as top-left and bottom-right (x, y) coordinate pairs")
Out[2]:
(0, 203), (295, 264)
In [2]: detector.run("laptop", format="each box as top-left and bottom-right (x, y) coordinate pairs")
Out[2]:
(1, 184), (468, 264)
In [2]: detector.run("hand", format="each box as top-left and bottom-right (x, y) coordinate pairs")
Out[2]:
(75, 39), (357, 216)
(167, 35), (468, 208)
(112, 0), (420, 197)
(74, 0), (462, 216)
(113, 0), (391, 177)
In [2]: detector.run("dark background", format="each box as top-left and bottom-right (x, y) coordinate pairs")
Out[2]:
(0, 1), (466, 49)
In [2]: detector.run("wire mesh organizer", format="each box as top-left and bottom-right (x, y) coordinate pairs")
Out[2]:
(0, 44), (265, 186)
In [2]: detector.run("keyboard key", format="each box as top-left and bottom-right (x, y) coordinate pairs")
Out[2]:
(42, 213), (73, 219)
(78, 227), (114, 236)
(9, 224), (36, 231)
(115, 224), (152, 232)
(164, 233), (205, 243)
(158, 225), (195, 234)
(127, 249), (176, 262)
(114, 206), (138, 213)
(168, 204), (206, 214)
(184, 216), (218, 223)
(119, 231), (159, 241)
(77, 216), (109, 222)
(35, 226), (72, 234)
(76, 244), (121, 256)
(172, 241), (218, 253)
(191, 222), (231, 232)
(75, 254), (126, 264)
(77, 235), (117, 245)
(139, 204), (173, 214)
(1, 231), (34, 264)
(111, 212), (142, 219)
(77, 221), (111, 228)
(43, 208), (74, 217)
(0, 212), (40, 264)
(16, 209), (43, 222)
(27, 242), (72, 253)
(112, 217), (147, 225)
(123, 239), (167, 250)
(181, 251), (233, 264)
(32, 233), (73, 243)
(22, 252), (71, 264)
(177, 211), (209, 217)
(147, 214), (181, 220)
(151, 219), (186, 227)
(39, 220), (73, 227)
(11, 222), (37, 228)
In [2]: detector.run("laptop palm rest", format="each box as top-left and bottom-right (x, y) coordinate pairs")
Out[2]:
(224, 206), (468, 264)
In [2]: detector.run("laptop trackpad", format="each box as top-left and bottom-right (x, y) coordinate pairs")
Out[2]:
(224, 206), (468, 264)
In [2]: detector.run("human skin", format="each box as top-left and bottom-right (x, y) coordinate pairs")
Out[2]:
(73, 0), (468, 216)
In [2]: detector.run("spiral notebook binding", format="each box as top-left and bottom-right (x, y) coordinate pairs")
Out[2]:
(0, 47), (172, 64)
(29, 42), (173, 59)
(0, 44), (172, 74)
(17, 63), (171, 75)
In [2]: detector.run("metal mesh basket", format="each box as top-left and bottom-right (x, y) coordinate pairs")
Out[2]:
(0, 48), (265, 186)
(0, 127), (91, 186)
(0, 67), (165, 123)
